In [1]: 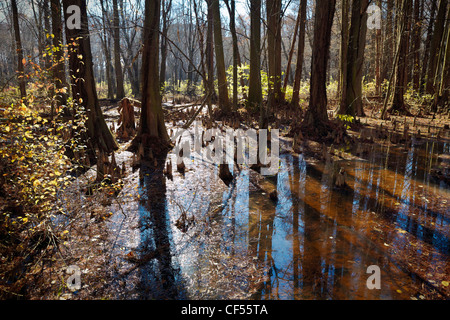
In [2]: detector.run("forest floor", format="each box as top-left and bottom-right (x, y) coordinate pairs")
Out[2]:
(10, 98), (450, 300)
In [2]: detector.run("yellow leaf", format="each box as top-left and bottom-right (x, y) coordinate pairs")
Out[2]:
(4, 126), (10, 133)
(33, 179), (41, 187)
(22, 217), (28, 223)
(442, 281), (449, 287)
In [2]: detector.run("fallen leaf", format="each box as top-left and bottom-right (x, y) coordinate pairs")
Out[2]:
(442, 281), (449, 287)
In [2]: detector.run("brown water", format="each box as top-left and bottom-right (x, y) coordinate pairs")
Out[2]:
(109, 125), (450, 300)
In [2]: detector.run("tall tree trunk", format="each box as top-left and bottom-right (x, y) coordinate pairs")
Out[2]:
(100, 1), (115, 100)
(160, 0), (172, 92)
(426, 0), (448, 94)
(266, 0), (283, 106)
(206, 0), (217, 105)
(282, 3), (302, 102)
(225, 0), (239, 109)
(412, 0), (422, 91)
(303, 0), (337, 135)
(11, 0), (26, 100)
(432, 4), (450, 111)
(375, 0), (382, 96)
(420, 0), (438, 94)
(248, 0), (262, 110)
(388, 0), (412, 116)
(211, 0), (230, 114)
(51, 0), (68, 109)
(112, 0), (125, 99)
(339, 0), (368, 117)
(338, 0), (349, 102)
(132, 0), (170, 155)
(63, 0), (118, 156)
(291, 0), (307, 108)
(382, 0), (394, 83)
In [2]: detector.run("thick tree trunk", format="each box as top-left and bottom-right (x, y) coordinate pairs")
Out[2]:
(133, 0), (170, 156)
(420, 0), (438, 94)
(291, 0), (307, 108)
(248, 0), (262, 110)
(303, 0), (336, 135)
(211, 0), (230, 114)
(63, 0), (118, 155)
(426, 0), (448, 95)
(388, 0), (412, 116)
(339, 0), (368, 117)
(112, 0), (125, 100)
(50, 0), (68, 109)
(11, 0), (26, 100)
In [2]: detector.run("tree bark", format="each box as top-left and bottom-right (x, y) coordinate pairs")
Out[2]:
(412, 0), (422, 91)
(426, 0), (448, 94)
(50, 0), (68, 109)
(100, 1), (115, 100)
(291, 0), (307, 108)
(112, 0), (125, 100)
(63, 0), (118, 155)
(205, 0), (217, 105)
(11, 0), (26, 100)
(132, 0), (170, 156)
(420, 0), (438, 94)
(388, 0), (412, 116)
(211, 0), (230, 114)
(266, 0), (283, 106)
(339, 0), (368, 117)
(303, 0), (336, 135)
(160, 0), (172, 92)
(338, 0), (349, 102)
(248, 0), (262, 110)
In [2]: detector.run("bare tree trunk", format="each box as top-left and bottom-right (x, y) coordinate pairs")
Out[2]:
(100, 1), (115, 100)
(338, 0), (349, 102)
(375, 0), (382, 96)
(339, 0), (368, 117)
(291, 0), (307, 108)
(426, 0), (448, 95)
(432, 4), (450, 111)
(160, 0), (172, 92)
(51, 0), (68, 109)
(303, 0), (336, 135)
(11, 0), (26, 100)
(206, 0), (217, 105)
(267, 0), (283, 106)
(388, 0), (412, 116)
(132, 0), (170, 156)
(63, 0), (118, 156)
(211, 0), (230, 114)
(248, 0), (262, 110)
(282, 3), (302, 102)
(412, 0), (422, 91)
(420, 0), (438, 94)
(112, 0), (125, 99)
(225, 0), (239, 109)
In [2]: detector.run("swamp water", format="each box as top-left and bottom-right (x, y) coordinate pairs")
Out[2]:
(106, 124), (450, 300)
